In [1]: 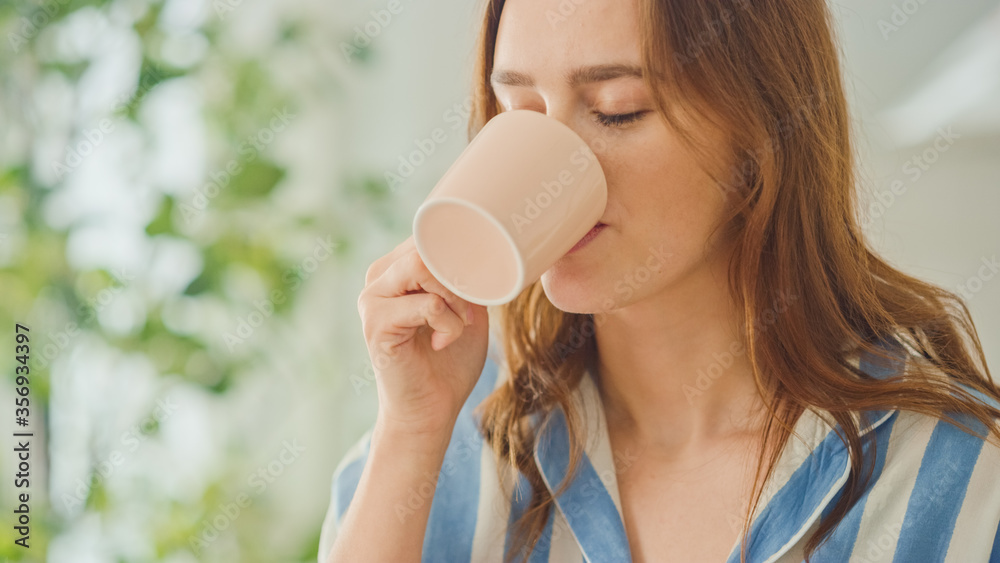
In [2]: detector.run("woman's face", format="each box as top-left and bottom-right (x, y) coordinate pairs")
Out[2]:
(493, 0), (736, 314)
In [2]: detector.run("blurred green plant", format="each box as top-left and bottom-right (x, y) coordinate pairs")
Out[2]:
(0, 0), (395, 561)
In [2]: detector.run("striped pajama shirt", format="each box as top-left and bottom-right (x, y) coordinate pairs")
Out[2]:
(319, 338), (1000, 562)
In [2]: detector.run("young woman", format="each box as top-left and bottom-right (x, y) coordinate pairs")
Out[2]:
(320, 0), (1000, 561)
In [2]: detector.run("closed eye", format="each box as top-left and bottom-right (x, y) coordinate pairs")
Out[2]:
(594, 110), (648, 128)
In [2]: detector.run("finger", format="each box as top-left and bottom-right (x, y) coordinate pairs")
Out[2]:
(370, 249), (471, 326)
(365, 236), (415, 286)
(371, 292), (467, 352)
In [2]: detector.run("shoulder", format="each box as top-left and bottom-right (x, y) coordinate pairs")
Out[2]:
(873, 382), (1000, 490)
(855, 342), (1000, 487)
(848, 387), (1000, 561)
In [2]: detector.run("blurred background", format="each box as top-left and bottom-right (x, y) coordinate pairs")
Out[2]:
(0, 0), (997, 561)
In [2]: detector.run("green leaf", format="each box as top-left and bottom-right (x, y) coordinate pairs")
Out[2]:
(227, 159), (286, 199)
(145, 196), (174, 236)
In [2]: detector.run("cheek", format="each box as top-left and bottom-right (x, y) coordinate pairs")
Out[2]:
(607, 134), (728, 243)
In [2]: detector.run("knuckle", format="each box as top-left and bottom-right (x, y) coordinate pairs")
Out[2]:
(364, 260), (379, 286)
(356, 288), (368, 314)
(406, 249), (426, 272)
(427, 294), (447, 316)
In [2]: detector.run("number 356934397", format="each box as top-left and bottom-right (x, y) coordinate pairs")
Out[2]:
(15, 323), (30, 425)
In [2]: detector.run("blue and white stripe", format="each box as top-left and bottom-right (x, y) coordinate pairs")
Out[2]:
(318, 339), (1000, 562)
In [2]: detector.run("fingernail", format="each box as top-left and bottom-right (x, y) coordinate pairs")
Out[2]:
(465, 303), (473, 326)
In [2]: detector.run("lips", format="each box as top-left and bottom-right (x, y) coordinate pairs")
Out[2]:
(567, 222), (608, 254)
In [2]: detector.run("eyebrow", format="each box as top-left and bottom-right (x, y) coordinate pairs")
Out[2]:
(490, 63), (644, 88)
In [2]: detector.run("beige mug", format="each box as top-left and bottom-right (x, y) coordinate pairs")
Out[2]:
(413, 109), (607, 306)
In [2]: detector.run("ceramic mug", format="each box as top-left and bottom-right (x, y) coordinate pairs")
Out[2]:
(412, 109), (607, 306)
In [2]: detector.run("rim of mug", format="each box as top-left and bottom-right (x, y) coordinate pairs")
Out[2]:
(413, 196), (526, 306)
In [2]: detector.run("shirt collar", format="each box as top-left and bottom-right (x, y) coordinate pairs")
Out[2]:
(531, 338), (907, 563)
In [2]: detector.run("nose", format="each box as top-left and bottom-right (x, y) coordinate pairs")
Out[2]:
(543, 103), (575, 133)
(539, 103), (606, 163)
(539, 102), (592, 148)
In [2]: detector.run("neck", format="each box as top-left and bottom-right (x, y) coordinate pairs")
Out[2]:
(592, 251), (766, 456)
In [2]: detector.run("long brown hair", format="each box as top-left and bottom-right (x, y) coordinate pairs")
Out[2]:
(468, 1), (1000, 561)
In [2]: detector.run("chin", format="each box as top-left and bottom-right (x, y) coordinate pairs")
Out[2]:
(539, 263), (607, 314)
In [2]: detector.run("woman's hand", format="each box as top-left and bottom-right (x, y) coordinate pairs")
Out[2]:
(357, 235), (489, 438)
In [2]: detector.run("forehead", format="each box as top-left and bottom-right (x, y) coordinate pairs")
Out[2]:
(493, 0), (643, 72)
